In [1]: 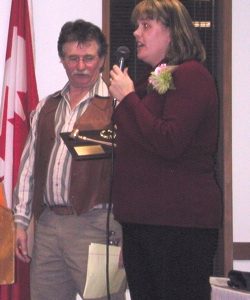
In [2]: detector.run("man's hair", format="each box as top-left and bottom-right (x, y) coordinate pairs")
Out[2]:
(57, 19), (107, 58)
(131, 0), (206, 65)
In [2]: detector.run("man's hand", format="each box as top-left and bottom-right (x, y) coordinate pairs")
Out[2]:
(15, 226), (31, 263)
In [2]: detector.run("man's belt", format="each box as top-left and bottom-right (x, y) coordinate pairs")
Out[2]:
(49, 205), (75, 215)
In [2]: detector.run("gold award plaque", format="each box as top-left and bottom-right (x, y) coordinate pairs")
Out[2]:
(74, 145), (105, 156)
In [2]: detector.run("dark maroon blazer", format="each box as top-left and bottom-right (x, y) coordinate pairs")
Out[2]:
(112, 60), (223, 228)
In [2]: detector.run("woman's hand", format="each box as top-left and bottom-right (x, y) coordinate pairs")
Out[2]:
(109, 65), (135, 102)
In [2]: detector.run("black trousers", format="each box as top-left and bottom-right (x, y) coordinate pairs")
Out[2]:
(122, 223), (218, 300)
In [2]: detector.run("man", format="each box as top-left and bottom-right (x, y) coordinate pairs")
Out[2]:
(14, 19), (125, 300)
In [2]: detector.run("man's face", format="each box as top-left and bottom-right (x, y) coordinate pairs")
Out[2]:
(61, 40), (104, 91)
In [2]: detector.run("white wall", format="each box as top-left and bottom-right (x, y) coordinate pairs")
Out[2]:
(232, 0), (250, 271)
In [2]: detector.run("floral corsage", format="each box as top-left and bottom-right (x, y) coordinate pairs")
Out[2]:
(148, 64), (176, 95)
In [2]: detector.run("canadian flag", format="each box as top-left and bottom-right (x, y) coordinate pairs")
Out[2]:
(0, 0), (38, 299)
(0, 0), (38, 206)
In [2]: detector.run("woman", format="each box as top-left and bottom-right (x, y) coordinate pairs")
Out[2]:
(109, 1), (222, 299)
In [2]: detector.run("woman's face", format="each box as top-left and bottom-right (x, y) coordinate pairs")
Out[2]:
(133, 18), (171, 67)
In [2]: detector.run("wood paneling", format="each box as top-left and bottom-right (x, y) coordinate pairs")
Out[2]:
(215, 0), (232, 275)
(102, 0), (110, 83)
(234, 243), (250, 260)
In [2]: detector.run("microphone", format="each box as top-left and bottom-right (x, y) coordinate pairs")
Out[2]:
(115, 46), (130, 70)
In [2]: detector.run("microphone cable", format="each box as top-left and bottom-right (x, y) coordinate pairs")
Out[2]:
(105, 97), (118, 300)
(106, 46), (130, 299)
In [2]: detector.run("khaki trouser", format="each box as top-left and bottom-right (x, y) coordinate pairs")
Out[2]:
(30, 207), (126, 300)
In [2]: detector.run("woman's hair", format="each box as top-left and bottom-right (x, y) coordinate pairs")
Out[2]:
(131, 0), (206, 65)
(57, 19), (107, 58)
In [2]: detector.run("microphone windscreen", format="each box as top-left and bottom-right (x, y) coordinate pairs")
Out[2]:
(115, 46), (130, 70)
(115, 46), (130, 60)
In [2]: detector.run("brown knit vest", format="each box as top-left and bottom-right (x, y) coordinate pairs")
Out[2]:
(32, 92), (113, 218)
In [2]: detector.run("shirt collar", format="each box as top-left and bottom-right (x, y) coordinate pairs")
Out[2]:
(60, 75), (109, 101)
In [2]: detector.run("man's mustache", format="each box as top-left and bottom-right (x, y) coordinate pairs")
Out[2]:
(72, 70), (90, 76)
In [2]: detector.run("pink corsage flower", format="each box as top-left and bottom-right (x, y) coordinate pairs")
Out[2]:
(148, 64), (176, 95)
